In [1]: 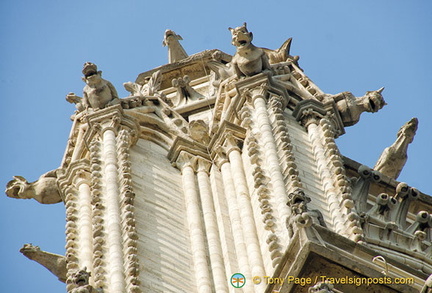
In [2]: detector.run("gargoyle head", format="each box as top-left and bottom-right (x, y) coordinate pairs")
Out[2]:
(72, 268), (91, 287)
(163, 29), (182, 47)
(229, 22), (253, 48)
(20, 243), (41, 259)
(287, 188), (310, 215)
(82, 62), (101, 84)
(363, 87), (386, 113)
(398, 117), (418, 143)
(5, 176), (28, 199)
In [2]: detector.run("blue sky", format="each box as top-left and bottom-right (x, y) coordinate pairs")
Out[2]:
(1, 1), (431, 292)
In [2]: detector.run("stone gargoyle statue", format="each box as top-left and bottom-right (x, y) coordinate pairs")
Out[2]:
(229, 22), (272, 78)
(5, 170), (62, 204)
(20, 244), (67, 283)
(323, 87), (386, 127)
(66, 62), (120, 111)
(163, 29), (189, 63)
(70, 267), (99, 293)
(286, 188), (326, 238)
(374, 117), (418, 179)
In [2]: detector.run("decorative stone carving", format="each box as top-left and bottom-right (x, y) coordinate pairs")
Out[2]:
(70, 268), (98, 293)
(261, 37), (300, 65)
(66, 62), (120, 111)
(324, 88), (386, 126)
(5, 170), (62, 204)
(163, 29), (188, 63)
(124, 70), (162, 97)
(170, 75), (204, 107)
(189, 120), (210, 144)
(351, 165), (382, 213)
(374, 117), (418, 179)
(286, 189), (326, 238)
(20, 244), (67, 283)
(228, 22), (272, 78)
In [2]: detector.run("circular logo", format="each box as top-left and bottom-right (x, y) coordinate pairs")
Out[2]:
(230, 273), (246, 288)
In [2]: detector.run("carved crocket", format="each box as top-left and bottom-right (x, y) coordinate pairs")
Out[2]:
(228, 22), (272, 78)
(374, 117), (418, 179)
(66, 62), (120, 111)
(20, 244), (67, 283)
(5, 170), (62, 204)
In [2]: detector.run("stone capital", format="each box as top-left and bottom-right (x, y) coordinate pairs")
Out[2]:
(83, 105), (139, 146)
(292, 99), (327, 128)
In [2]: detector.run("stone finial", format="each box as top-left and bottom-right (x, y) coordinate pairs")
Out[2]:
(228, 22), (272, 78)
(374, 117), (418, 179)
(163, 29), (188, 63)
(20, 244), (67, 283)
(66, 62), (120, 111)
(5, 170), (62, 204)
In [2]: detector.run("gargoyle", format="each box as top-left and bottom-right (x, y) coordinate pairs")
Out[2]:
(261, 37), (300, 65)
(286, 188), (326, 238)
(20, 244), (67, 283)
(5, 170), (62, 204)
(374, 117), (418, 179)
(163, 29), (188, 63)
(324, 87), (386, 127)
(228, 22), (272, 78)
(66, 62), (120, 111)
(70, 268), (98, 293)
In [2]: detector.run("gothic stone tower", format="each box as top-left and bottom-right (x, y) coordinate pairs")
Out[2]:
(6, 24), (432, 293)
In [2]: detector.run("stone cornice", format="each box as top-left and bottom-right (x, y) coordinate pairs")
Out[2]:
(167, 136), (210, 166)
(209, 120), (246, 157)
(57, 159), (90, 201)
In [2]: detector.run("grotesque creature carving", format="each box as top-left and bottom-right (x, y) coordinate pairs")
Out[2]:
(66, 62), (120, 111)
(374, 117), (418, 179)
(286, 189), (326, 238)
(5, 170), (62, 204)
(228, 22), (272, 78)
(163, 29), (188, 63)
(324, 88), (386, 127)
(70, 268), (97, 293)
(170, 75), (205, 107)
(20, 244), (67, 283)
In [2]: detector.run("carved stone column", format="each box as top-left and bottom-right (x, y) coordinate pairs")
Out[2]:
(249, 85), (290, 242)
(214, 147), (252, 286)
(225, 133), (266, 288)
(293, 100), (355, 238)
(176, 151), (212, 293)
(196, 157), (228, 293)
(74, 170), (93, 271)
(83, 106), (139, 293)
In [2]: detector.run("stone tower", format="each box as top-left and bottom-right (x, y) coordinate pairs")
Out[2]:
(6, 24), (432, 293)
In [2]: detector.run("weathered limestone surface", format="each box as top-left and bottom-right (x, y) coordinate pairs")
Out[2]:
(131, 139), (195, 292)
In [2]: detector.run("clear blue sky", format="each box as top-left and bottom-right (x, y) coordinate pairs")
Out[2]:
(1, 1), (431, 292)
